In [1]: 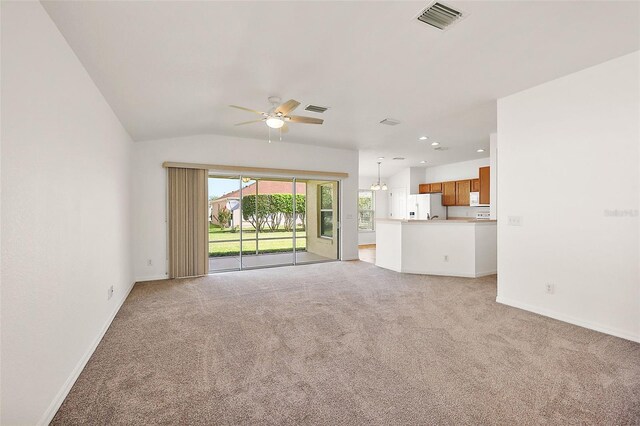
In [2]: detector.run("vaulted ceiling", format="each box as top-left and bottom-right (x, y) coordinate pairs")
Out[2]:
(42, 1), (640, 177)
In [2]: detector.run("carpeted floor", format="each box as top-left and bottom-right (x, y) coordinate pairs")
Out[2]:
(52, 261), (640, 425)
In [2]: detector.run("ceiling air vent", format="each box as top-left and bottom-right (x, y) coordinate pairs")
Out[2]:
(380, 118), (401, 126)
(416, 2), (464, 31)
(304, 104), (329, 113)
(392, 157), (406, 160)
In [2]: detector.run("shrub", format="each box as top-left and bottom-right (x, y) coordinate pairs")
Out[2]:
(242, 194), (306, 232)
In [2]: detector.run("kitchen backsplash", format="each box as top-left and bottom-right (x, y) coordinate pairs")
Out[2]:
(447, 206), (490, 218)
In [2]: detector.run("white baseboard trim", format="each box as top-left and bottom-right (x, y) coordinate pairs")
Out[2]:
(374, 265), (492, 278)
(475, 270), (498, 277)
(496, 296), (640, 343)
(38, 280), (136, 426)
(135, 274), (168, 282)
(401, 268), (492, 278)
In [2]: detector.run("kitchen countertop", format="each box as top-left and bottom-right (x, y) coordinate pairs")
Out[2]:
(376, 218), (496, 224)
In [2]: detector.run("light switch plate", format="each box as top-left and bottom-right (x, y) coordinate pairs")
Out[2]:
(508, 216), (523, 226)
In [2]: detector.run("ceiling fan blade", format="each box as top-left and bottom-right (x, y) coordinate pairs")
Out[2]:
(287, 115), (324, 124)
(229, 105), (265, 115)
(275, 99), (301, 116)
(234, 119), (264, 126)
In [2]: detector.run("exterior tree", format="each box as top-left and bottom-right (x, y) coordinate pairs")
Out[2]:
(215, 206), (232, 229)
(242, 194), (306, 232)
(241, 194), (270, 232)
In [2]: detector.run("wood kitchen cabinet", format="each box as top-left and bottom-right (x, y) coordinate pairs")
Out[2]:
(471, 178), (480, 192)
(479, 166), (490, 204)
(455, 180), (471, 206)
(442, 181), (456, 206)
(429, 182), (442, 193)
(419, 183), (443, 194)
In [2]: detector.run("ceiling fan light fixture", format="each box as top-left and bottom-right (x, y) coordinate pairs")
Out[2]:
(266, 117), (284, 129)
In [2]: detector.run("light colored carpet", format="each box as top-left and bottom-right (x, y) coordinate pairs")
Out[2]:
(52, 261), (640, 425)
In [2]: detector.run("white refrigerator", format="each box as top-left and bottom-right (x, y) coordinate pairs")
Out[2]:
(407, 193), (446, 220)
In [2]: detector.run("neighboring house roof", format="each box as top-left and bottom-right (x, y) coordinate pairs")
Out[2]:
(213, 181), (306, 201)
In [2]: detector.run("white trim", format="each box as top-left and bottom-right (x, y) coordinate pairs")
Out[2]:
(135, 275), (169, 282)
(399, 269), (497, 278)
(38, 280), (137, 425)
(342, 256), (359, 261)
(474, 270), (498, 277)
(496, 295), (640, 344)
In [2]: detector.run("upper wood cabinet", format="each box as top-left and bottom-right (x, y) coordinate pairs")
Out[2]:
(442, 181), (456, 206)
(479, 166), (490, 204)
(429, 182), (442, 193)
(421, 166), (489, 206)
(455, 180), (471, 206)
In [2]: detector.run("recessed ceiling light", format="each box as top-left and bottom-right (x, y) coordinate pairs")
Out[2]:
(431, 142), (439, 146)
(377, 156), (385, 160)
(420, 160), (426, 164)
(419, 136), (428, 140)
(477, 149), (485, 153)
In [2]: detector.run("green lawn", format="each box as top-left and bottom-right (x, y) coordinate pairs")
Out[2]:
(209, 224), (306, 257)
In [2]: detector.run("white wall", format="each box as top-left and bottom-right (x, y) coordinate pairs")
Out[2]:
(1, 2), (134, 424)
(497, 51), (640, 342)
(132, 135), (359, 280)
(489, 133), (498, 220)
(424, 157), (490, 182)
(357, 175), (389, 245)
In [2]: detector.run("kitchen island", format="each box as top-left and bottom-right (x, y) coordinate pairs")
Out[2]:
(375, 218), (497, 278)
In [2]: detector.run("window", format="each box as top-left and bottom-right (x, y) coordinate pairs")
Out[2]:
(358, 190), (375, 231)
(319, 184), (333, 238)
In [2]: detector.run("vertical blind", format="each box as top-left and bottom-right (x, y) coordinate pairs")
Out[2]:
(168, 167), (208, 278)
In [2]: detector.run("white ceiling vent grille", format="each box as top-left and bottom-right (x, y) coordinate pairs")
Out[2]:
(380, 118), (401, 126)
(417, 2), (464, 31)
(304, 104), (329, 113)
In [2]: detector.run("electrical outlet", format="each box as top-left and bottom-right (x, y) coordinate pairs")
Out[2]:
(444, 255), (449, 262)
(545, 283), (554, 294)
(508, 216), (523, 226)
(107, 285), (114, 300)
(147, 259), (153, 266)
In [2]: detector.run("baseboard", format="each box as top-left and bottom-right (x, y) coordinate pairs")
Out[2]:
(496, 296), (640, 343)
(474, 270), (497, 277)
(135, 274), (168, 282)
(341, 255), (360, 261)
(38, 280), (136, 425)
(401, 268), (478, 278)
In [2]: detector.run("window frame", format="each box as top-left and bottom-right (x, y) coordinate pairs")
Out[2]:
(319, 183), (334, 239)
(358, 189), (375, 232)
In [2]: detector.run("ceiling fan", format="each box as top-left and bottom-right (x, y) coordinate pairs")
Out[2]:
(229, 96), (323, 134)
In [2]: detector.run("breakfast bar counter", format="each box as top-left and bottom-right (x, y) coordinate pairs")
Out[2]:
(375, 218), (497, 278)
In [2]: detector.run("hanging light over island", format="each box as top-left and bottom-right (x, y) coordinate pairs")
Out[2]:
(371, 161), (387, 191)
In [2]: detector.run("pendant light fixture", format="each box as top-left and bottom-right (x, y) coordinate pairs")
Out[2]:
(370, 161), (388, 191)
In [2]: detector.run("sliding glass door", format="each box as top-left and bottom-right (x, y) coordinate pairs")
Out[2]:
(208, 174), (339, 273)
(208, 175), (242, 272)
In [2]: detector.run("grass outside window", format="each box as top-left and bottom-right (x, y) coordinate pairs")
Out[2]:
(209, 224), (307, 257)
